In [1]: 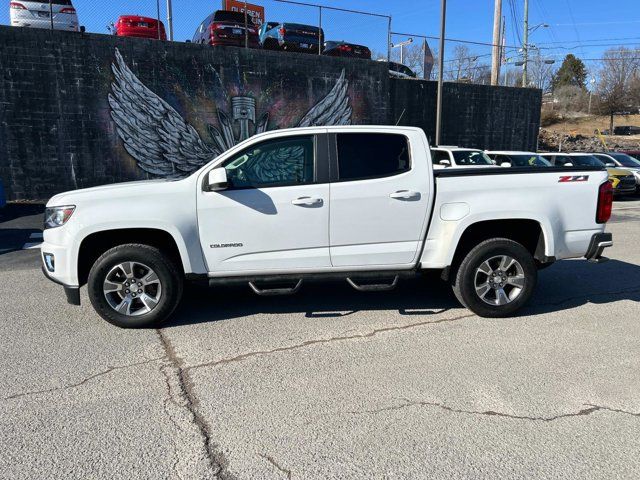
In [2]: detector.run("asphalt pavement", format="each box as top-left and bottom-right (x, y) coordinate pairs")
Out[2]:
(1, 200), (639, 479)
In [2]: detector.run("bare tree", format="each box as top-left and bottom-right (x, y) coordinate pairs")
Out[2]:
(596, 47), (640, 132)
(527, 52), (556, 92)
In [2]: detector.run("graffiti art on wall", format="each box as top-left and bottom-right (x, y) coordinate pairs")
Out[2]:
(108, 48), (352, 178)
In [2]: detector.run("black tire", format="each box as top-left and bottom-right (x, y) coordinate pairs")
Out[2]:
(452, 238), (537, 318)
(87, 244), (183, 328)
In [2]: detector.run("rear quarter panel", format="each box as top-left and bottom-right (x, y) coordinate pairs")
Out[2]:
(419, 170), (609, 268)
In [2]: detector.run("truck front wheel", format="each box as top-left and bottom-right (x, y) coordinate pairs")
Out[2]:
(87, 244), (183, 328)
(452, 238), (537, 317)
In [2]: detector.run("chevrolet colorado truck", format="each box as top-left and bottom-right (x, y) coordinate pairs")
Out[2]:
(41, 126), (614, 328)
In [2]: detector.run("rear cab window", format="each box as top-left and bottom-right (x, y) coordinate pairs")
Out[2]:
(213, 11), (247, 23)
(336, 133), (410, 181)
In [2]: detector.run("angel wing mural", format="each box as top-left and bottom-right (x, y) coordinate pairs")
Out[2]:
(108, 48), (352, 178)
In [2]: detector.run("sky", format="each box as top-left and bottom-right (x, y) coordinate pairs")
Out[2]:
(2, 0), (640, 79)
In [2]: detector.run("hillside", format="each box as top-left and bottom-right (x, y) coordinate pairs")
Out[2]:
(539, 114), (640, 152)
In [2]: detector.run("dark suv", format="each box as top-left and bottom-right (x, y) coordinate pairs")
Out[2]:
(192, 10), (259, 48)
(259, 22), (324, 53)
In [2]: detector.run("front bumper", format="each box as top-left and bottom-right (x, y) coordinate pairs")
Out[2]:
(584, 232), (613, 263)
(41, 265), (81, 305)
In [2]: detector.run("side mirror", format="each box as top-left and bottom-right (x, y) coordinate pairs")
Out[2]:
(439, 159), (451, 167)
(80, 26), (86, 33)
(500, 162), (511, 168)
(564, 162), (573, 167)
(206, 167), (228, 191)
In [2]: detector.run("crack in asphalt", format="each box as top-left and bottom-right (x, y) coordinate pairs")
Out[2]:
(351, 398), (640, 422)
(2, 356), (165, 401)
(258, 453), (293, 479)
(156, 329), (237, 480)
(186, 310), (472, 372)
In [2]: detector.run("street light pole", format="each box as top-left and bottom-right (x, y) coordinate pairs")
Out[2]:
(522, 0), (529, 87)
(435, 0), (447, 146)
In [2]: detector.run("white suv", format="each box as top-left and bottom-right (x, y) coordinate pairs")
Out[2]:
(431, 147), (495, 169)
(10, 0), (79, 31)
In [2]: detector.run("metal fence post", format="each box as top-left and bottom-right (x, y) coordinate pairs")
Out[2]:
(166, 0), (173, 41)
(244, 1), (249, 48)
(387, 17), (392, 62)
(156, 0), (161, 40)
(318, 6), (322, 55)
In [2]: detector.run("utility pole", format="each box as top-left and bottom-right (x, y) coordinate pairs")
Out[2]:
(435, 0), (447, 146)
(166, 0), (173, 41)
(522, 0), (529, 87)
(498, 16), (506, 85)
(491, 0), (502, 85)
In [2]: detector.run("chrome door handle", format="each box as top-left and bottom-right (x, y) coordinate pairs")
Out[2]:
(389, 190), (420, 200)
(291, 196), (323, 206)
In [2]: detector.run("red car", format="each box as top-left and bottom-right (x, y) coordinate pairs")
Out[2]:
(115, 15), (166, 40)
(192, 10), (259, 48)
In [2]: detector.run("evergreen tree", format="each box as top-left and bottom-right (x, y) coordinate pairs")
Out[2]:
(551, 54), (587, 90)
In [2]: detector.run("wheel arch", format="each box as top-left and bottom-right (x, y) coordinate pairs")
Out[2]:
(77, 228), (187, 286)
(443, 218), (550, 281)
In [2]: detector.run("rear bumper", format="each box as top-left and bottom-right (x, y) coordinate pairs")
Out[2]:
(280, 39), (320, 52)
(584, 232), (613, 263)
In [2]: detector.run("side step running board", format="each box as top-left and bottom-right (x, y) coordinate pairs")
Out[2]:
(249, 279), (303, 296)
(346, 276), (399, 292)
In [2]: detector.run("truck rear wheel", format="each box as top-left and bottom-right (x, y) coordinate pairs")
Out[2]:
(452, 238), (537, 317)
(87, 244), (183, 328)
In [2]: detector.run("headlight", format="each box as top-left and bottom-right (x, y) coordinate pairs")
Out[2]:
(44, 205), (76, 229)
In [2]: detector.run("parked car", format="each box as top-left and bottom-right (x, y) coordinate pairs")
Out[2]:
(485, 151), (552, 168)
(431, 147), (494, 169)
(557, 153), (636, 197)
(591, 152), (640, 193)
(322, 41), (371, 59)
(613, 125), (640, 136)
(10, 0), (79, 31)
(620, 150), (640, 161)
(192, 10), (259, 48)
(114, 15), (166, 40)
(380, 60), (417, 79)
(257, 21), (278, 44)
(40, 126), (613, 328)
(260, 22), (324, 53)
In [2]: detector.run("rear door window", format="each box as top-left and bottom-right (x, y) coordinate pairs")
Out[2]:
(336, 133), (410, 181)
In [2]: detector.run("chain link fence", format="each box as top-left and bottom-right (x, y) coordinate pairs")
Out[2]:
(1, 0), (520, 85)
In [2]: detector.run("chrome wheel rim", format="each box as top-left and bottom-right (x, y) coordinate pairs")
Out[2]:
(474, 255), (525, 306)
(103, 262), (162, 316)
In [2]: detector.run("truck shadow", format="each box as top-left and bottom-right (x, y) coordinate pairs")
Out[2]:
(166, 259), (640, 327)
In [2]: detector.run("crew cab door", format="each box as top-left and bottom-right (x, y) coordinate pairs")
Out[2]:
(197, 132), (331, 274)
(328, 130), (432, 267)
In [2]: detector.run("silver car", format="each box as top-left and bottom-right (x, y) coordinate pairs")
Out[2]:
(10, 0), (79, 31)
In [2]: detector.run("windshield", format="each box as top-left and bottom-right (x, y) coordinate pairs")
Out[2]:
(506, 154), (551, 167)
(609, 153), (640, 168)
(569, 155), (604, 167)
(452, 150), (493, 166)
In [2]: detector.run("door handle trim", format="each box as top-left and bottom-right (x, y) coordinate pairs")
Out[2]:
(389, 190), (420, 200)
(291, 196), (323, 206)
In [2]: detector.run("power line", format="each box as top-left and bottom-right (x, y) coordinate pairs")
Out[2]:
(390, 31), (520, 49)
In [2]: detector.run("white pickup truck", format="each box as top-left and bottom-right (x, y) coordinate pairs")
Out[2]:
(41, 126), (614, 328)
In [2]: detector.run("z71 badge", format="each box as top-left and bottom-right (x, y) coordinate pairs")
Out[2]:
(558, 175), (589, 183)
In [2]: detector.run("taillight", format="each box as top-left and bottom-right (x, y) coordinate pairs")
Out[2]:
(338, 45), (352, 52)
(210, 22), (224, 32)
(9, 2), (26, 9)
(596, 181), (613, 223)
(279, 27), (286, 36)
(60, 7), (76, 14)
